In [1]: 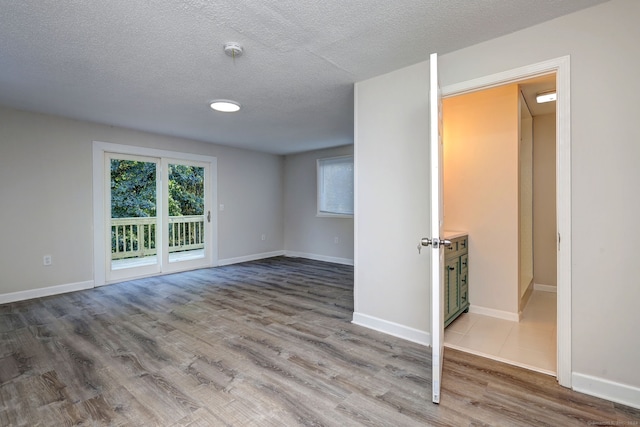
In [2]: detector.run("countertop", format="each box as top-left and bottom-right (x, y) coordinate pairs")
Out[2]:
(444, 230), (468, 240)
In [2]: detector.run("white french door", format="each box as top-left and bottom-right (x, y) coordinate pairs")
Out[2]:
(97, 144), (216, 285)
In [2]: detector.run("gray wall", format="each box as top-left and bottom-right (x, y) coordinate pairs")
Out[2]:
(354, 61), (431, 344)
(284, 145), (354, 264)
(355, 0), (640, 406)
(0, 107), (284, 295)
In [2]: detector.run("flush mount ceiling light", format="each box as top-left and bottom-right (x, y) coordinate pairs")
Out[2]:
(210, 99), (241, 113)
(536, 90), (557, 104)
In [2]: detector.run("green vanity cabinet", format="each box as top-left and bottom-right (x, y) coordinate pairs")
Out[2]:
(444, 233), (470, 327)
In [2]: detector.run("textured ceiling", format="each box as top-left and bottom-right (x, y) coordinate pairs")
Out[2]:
(0, 0), (605, 154)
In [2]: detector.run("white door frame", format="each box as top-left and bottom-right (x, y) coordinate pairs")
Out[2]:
(441, 56), (572, 387)
(92, 141), (218, 287)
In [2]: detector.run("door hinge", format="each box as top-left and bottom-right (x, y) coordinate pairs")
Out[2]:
(207, 211), (211, 223)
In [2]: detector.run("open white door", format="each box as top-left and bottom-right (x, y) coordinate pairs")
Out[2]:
(422, 52), (446, 404)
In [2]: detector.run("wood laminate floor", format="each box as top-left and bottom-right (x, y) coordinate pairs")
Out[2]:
(1, 257), (638, 426)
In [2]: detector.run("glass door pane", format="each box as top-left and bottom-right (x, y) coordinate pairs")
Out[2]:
(108, 155), (160, 279)
(166, 161), (208, 267)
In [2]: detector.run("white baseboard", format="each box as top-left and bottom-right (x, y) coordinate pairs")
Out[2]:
(351, 312), (430, 346)
(217, 251), (286, 266)
(285, 251), (354, 266)
(0, 253), (342, 304)
(0, 280), (95, 304)
(534, 283), (558, 293)
(572, 372), (640, 410)
(469, 305), (519, 322)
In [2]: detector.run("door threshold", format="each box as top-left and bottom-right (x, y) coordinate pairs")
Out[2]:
(444, 342), (556, 377)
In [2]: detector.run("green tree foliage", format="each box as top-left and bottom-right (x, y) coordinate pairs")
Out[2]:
(168, 164), (204, 216)
(110, 160), (204, 218)
(110, 159), (157, 218)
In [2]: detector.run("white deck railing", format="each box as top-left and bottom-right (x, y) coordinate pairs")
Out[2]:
(111, 215), (205, 260)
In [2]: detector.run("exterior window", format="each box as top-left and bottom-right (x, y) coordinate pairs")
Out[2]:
(317, 155), (354, 217)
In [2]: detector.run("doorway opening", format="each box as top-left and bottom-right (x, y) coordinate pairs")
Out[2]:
(442, 75), (557, 375)
(436, 56), (571, 386)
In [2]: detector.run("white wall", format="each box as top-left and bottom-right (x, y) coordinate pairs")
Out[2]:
(284, 145), (354, 265)
(355, 0), (640, 407)
(443, 85), (520, 318)
(354, 61), (431, 344)
(0, 107), (284, 296)
(533, 113), (557, 287)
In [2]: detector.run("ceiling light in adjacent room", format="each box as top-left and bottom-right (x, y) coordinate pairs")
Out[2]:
(536, 91), (557, 103)
(210, 100), (241, 112)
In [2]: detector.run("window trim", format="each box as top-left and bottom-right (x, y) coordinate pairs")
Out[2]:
(316, 155), (354, 218)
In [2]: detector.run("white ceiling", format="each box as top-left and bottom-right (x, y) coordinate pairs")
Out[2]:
(0, 0), (604, 154)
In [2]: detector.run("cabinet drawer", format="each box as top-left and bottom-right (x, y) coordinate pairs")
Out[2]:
(445, 240), (458, 255)
(459, 271), (468, 288)
(445, 235), (468, 258)
(460, 285), (468, 306)
(460, 254), (469, 270)
(458, 237), (468, 251)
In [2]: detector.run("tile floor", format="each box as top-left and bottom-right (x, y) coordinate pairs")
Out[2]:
(444, 290), (557, 375)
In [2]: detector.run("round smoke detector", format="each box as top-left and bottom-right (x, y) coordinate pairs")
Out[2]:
(224, 42), (244, 58)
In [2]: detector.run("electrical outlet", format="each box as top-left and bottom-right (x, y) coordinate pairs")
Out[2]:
(261, 234), (266, 241)
(334, 237), (339, 244)
(43, 255), (52, 266)
(219, 204), (225, 211)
